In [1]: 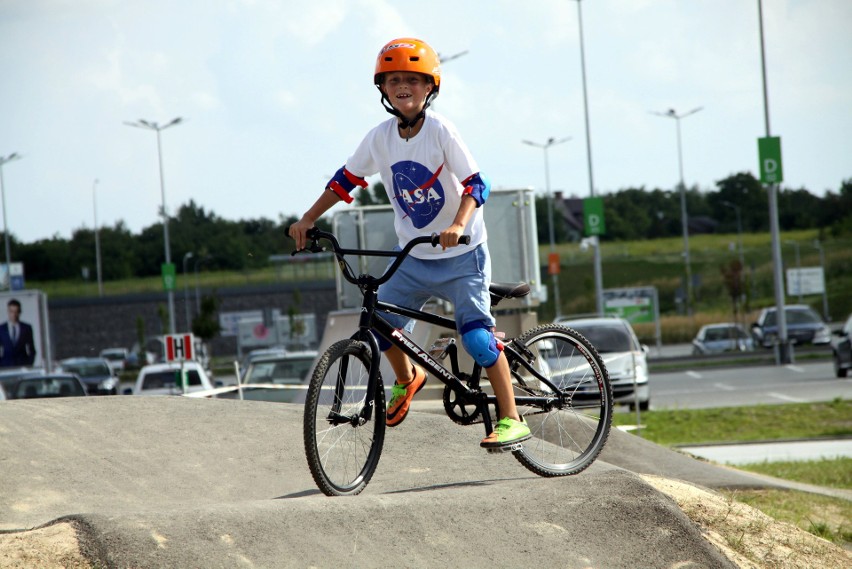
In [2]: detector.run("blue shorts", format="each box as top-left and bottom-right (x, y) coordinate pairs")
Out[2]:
(377, 243), (495, 337)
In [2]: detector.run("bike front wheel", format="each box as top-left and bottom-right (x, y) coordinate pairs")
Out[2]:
(303, 339), (385, 496)
(507, 325), (613, 477)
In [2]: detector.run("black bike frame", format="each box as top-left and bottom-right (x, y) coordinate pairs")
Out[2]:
(300, 228), (567, 433)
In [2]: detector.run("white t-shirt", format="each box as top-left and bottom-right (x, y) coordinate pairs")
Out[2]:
(344, 110), (487, 259)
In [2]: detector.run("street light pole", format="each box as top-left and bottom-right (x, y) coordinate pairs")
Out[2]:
(757, 0), (790, 364)
(93, 178), (104, 296)
(0, 152), (22, 270)
(125, 117), (184, 334)
(573, 0), (604, 317)
(721, 200), (745, 269)
(652, 107), (702, 316)
(813, 239), (830, 321)
(183, 252), (194, 331)
(785, 240), (801, 303)
(523, 136), (571, 319)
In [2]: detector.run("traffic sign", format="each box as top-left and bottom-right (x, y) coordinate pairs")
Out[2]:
(161, 263), (176, 291)
(548, 252), (560, 275)
(758, 136), (783, 184)
(164, 333), (195, 362)
(583, 197), (606, 236)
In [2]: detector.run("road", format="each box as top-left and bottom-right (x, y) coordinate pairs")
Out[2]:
(648, 360), (850, 410)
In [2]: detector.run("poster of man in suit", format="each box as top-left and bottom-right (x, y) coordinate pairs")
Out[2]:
(0, 292), (44, 368)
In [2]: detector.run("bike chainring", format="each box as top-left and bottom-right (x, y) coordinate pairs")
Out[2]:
(442, 384), (482, 425)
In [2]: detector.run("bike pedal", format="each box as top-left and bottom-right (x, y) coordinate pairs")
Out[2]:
(486, 442), (524, 454)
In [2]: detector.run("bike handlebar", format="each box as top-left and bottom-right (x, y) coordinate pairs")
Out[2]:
(294, 228), (471, 287)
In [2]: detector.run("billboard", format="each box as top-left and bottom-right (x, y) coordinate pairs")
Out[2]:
(0, 263), (25, 291)
(0, 290), (49, 369)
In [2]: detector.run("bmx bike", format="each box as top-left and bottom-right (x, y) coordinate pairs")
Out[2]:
(296, 228), (613, 496)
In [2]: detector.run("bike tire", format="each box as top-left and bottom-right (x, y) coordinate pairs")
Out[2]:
(507, 325), (613, 477)
(303, 339), (386, 496)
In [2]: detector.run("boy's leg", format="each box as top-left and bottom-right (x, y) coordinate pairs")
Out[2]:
(384, 345), (427, 427)
(484, 352), (519, 421)
(480, 349), (531, 449)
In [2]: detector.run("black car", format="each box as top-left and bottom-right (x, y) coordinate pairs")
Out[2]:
(832, 313), (852, 378)
(750, 305), (832, 348)
(58, 357), (119, 395)
(1, 373), (87, 399)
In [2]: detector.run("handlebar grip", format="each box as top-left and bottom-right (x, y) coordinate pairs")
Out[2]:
(429, 233), (472, 247)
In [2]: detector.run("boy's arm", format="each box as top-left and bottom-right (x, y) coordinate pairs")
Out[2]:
(289, 190), (342, 250)
(440, 194), (477, 250)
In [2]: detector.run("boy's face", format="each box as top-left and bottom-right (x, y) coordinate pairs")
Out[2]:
(381, 71), (433, 120)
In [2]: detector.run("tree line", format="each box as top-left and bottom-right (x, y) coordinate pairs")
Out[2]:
(15, 172), (851, 283)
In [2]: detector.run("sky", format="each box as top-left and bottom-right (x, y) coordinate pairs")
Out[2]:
(1, 0), (850, 244)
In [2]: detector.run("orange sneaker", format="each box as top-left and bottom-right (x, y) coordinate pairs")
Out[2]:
(386, 365), (426, 427)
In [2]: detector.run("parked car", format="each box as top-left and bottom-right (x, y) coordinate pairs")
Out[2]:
(57, 357), (118, 395)
(100, 347), (130, 373)
(238, 347), (289, 379)
(1, 373), (88, 400)
(217, 351), (318, 403)
(555, 316), (650, 411)
(831, 313), (852, 378)
(750, 305), (832, 349)
(130, 361), (216, 396)
(0, 367), (41, 396)
(691, 323), (754, 355)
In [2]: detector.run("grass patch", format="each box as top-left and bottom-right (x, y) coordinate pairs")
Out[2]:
(737, 457), (852, 490)
(615, 401), (852, 548)
(721, 487), (852, 546)
(613, 399), (852, 446)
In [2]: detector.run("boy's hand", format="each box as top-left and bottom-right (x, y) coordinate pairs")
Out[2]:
(439, 224), (465, 250)
(289, 218), (314, 251)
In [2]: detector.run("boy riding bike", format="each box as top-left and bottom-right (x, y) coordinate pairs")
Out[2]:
(289, 37), (530, 449)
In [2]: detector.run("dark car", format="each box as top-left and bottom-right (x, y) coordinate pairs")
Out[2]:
(1, 373), (88, 400)
(58, 357), (119, 395)
(832, 313), (852, 378)
(750, 305), (832, 349)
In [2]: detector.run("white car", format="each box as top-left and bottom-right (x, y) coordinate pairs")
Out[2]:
(131, 361), (215, 396)
(100, 347), (130, 373)
(555, 316), (650, 411)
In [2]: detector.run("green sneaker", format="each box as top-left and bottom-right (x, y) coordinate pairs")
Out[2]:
(480, 417), (532, 448)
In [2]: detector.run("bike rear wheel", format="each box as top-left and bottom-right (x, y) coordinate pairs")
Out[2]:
(303, 339), (385, 496)
(507, 325), (612, 477)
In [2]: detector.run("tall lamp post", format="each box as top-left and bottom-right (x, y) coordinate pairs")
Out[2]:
(721, 200), (745, 269)
(812, 240), (830, 321)
(182, 252), (194, 331)
(125, 117), (184, 334)
(93, 178), (104, 296)
(784, 240), (801, 303)
(652, 107), (703, 316)
(0, 152), (22, 269)
(522, 136), (571, 319)
(573, 0), (604, 317)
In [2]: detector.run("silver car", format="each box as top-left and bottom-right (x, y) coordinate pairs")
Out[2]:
(556, 317), (650, 411)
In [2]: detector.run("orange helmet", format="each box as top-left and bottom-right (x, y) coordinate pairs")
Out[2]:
(374, 38), (441, 92)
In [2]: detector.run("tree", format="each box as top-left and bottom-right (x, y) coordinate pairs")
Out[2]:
(355, 182), (390, 206)
(720, 259), (746, 324)
(192, 294), (222, 344)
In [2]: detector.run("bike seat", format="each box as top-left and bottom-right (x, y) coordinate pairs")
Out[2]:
(489, 282), (531, 306)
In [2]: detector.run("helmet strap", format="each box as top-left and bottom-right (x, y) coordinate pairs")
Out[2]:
(377, 87), (438, 140)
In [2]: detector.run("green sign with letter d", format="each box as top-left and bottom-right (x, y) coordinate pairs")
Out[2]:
(583, 197), (606, 236)
(758, 136), (783, 184)
(161, 263), (176, 291)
